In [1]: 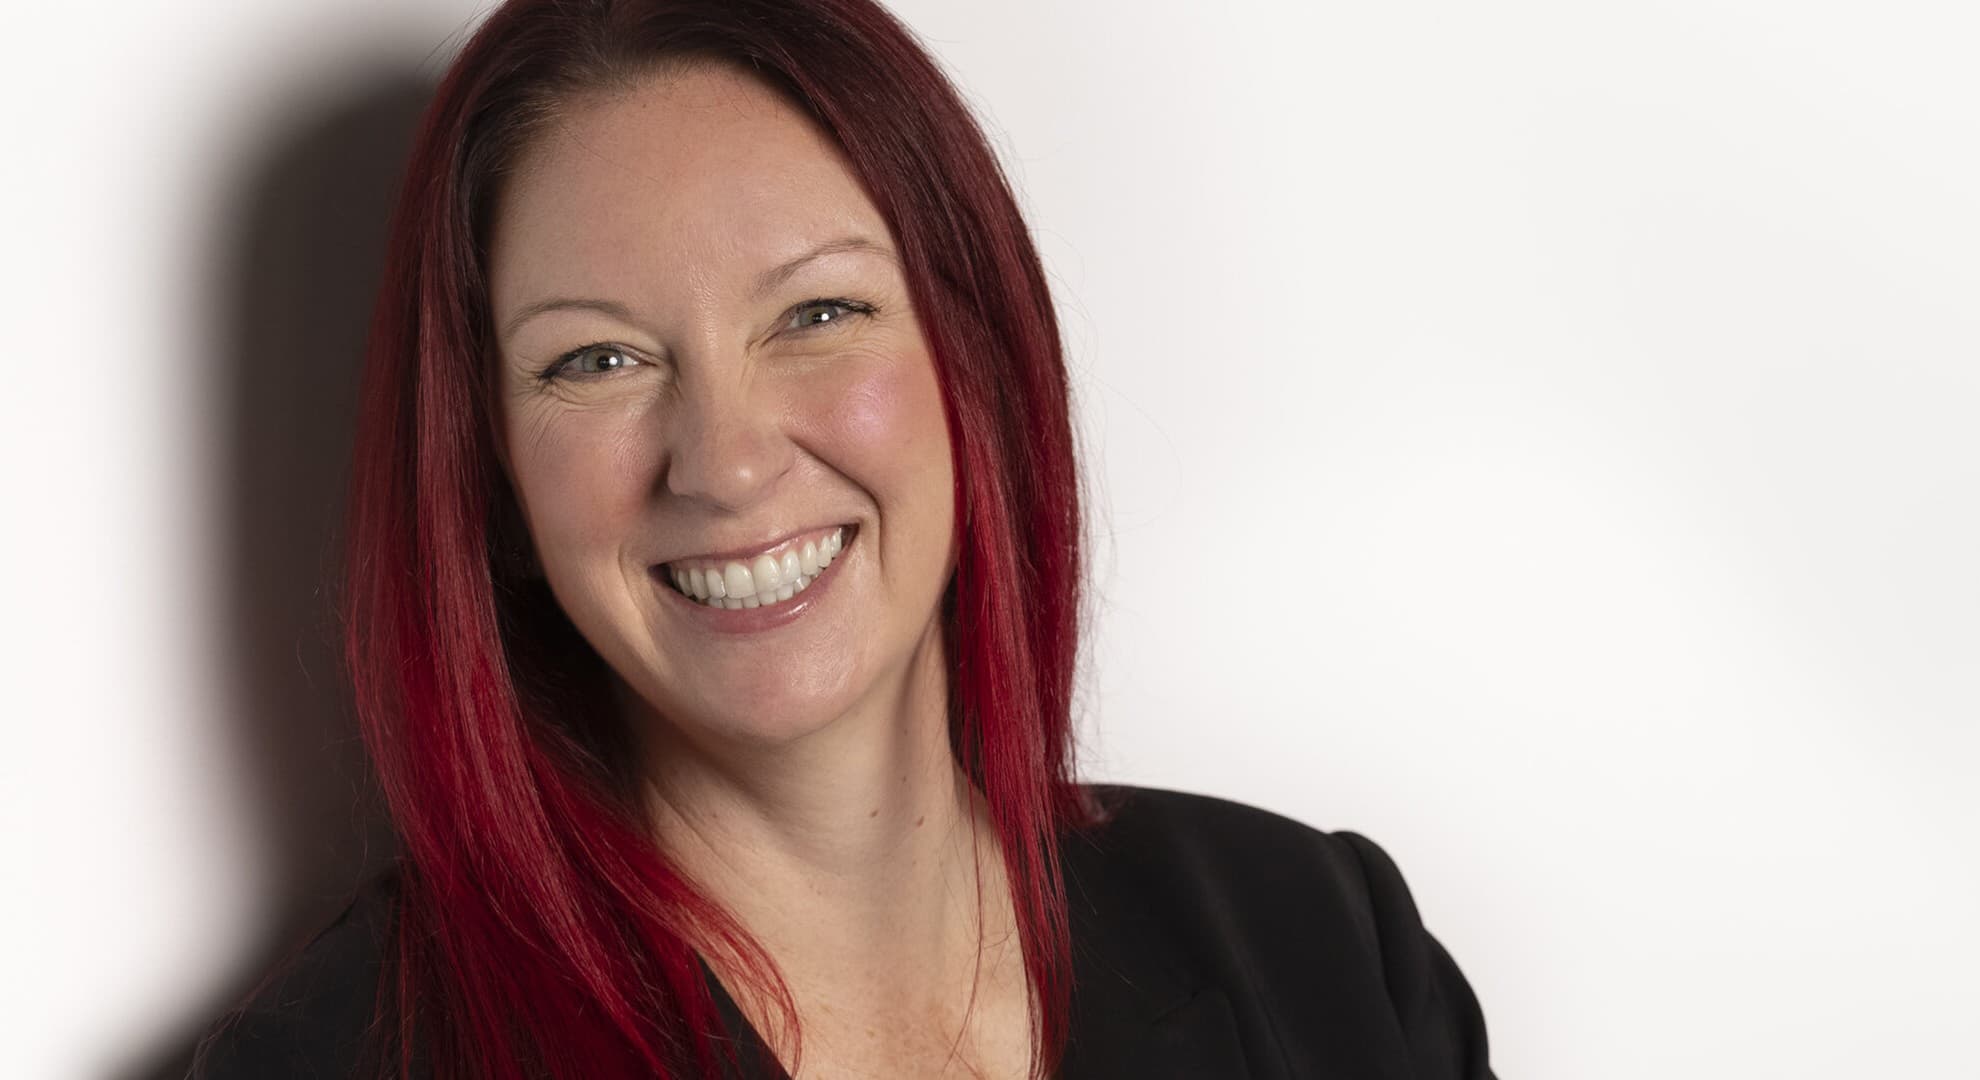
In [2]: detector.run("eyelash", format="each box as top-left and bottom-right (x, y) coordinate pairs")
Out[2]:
(537, 297), (878, 382)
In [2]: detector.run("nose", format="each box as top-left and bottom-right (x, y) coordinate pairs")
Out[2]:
(661, 368), (795, 512)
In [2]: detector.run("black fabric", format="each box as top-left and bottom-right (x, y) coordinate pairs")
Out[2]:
(192, 784), (1496, 1078)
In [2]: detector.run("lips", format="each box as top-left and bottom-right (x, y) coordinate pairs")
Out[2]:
(660, 522), (850, 570)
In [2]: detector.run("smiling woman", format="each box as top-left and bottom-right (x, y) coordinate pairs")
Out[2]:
(188, 1), (1494, 1078)
(487, 70), (962, 758)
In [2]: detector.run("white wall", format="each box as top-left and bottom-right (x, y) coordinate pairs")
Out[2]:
(5, 2), (1973, 1078)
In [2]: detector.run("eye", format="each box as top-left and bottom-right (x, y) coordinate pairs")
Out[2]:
(784, 297), (874, 333)
(543, 343), (644, 381)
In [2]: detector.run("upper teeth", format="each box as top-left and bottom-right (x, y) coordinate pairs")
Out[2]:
(667, 526), (846, 609)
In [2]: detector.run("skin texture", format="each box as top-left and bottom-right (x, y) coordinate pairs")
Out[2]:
(485, 63), (1032, 1078)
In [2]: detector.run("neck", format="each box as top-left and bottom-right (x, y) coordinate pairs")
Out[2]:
(631, 620), (1018, 1049)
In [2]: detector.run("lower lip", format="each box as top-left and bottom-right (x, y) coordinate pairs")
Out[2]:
(652, 527), (855, 635)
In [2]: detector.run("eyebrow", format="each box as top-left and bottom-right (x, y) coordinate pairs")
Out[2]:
(753, 234), (896, 298)
(498, 233), (896, 341)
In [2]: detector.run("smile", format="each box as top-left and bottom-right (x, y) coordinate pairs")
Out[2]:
(659, 525), (852, 609)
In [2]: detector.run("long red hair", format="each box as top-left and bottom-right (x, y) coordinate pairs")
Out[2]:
(342, 0), (1095, 1076)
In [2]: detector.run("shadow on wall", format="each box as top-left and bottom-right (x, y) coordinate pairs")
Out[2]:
(113, 73), (435, 1080)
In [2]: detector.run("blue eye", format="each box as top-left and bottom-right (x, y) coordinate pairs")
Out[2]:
(546, 343), (642, 380)
(539, 298), (874, 383)
(786, 297), (874, 332)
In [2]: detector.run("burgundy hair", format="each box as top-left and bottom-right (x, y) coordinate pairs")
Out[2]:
(341, 0), (1095, 1075)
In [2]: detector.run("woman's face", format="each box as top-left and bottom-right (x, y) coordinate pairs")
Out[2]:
(487, 63), (956, 750)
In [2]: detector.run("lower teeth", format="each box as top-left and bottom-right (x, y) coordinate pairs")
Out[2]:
(709, 580), (807, 608)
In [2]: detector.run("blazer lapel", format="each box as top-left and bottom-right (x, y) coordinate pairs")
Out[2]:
(1057, 827), (1255, 1080)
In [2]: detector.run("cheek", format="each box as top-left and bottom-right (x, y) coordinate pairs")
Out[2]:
(827, 344), (942, 445)
(837, 362), (936, 444)
(806, 351), (954, 500)
(507, 402), (658, 559)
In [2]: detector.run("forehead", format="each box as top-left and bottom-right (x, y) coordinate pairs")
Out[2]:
(488, 64), (887, 313)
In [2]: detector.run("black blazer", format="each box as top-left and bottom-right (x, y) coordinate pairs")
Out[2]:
(194, 784), (1496, 1078)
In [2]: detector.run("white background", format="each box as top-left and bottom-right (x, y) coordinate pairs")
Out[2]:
(4, 2), (1975, 1078)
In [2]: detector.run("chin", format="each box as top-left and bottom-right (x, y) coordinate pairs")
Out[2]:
(634, 667), (864, 751)
(711, 692), (847, 746)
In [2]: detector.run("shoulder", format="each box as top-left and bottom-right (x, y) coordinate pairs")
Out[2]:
(1073, 782), (1385, 921)
(1071, 782), (1417, 940)
(190, 866), (403, 1079)
(1071, 783), (1496, 1078)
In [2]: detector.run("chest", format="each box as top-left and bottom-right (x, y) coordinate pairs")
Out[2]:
(791, 1017), (1033, 1080)
(735, 971), (1037, 1080)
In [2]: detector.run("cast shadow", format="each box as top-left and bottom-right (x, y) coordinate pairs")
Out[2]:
(109, 72), (435, 1080)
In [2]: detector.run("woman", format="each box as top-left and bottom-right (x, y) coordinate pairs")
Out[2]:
(194, 0), (1495, 1076)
